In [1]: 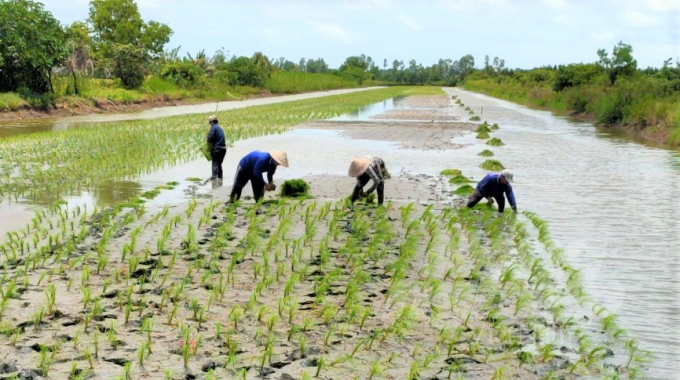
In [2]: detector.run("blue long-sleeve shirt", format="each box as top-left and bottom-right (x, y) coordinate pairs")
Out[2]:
(476, 173), (517, 211)
(207, 124), (226, 149)
(239, 151), (277, 188)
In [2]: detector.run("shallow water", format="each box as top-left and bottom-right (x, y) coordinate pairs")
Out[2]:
(0, 87), (381, 138)
(1, 88), (678, 378)
(444, 88), (680, 380)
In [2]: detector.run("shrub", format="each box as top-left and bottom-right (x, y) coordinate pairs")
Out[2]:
(280, 179), (310, 198)
(160, 62), (205, 86)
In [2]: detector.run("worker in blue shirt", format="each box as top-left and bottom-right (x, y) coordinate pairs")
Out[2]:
(228, 150), (289, 203)
(467, 169), (517, 213)
(207, 115), (227, 180)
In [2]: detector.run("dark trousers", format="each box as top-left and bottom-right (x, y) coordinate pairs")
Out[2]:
(351, 173), (384, 205)
(229, 167), (265, 202)
(467, 189), (505, 212)
(211, 147), (226, 179)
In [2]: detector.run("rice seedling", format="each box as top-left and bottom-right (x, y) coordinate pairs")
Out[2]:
(476, 131), (490, 139)
(479, 159), (505, 171)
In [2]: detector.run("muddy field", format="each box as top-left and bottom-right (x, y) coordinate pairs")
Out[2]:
(0, 94), (628, 379)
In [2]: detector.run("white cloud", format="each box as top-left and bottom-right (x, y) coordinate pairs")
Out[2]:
(397, 14), (423, 31)
(308, 21), (354, 43)
(619, 10), (657, 27)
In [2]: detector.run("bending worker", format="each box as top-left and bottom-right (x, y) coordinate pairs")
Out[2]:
(228, 150), (288, 203)
(207, 115), (226, 180)
(348, 155), (388, 206)
(467, 169), (517, 213)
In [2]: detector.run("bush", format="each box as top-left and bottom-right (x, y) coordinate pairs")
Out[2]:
(0, 93), (27, 110)
(160, 62), (205, 86)
(280, 179), (310, 198)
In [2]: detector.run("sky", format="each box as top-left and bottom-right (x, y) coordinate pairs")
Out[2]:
(40, 0), (680, 69)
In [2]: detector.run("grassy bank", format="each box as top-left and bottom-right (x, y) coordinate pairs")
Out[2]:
(0, 72), (374, 114)
(463, 75), (680, 147)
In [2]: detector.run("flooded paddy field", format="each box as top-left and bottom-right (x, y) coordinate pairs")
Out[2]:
(0, 87), (675, 379)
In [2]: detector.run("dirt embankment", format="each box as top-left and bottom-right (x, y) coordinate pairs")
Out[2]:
(0, 91), (277, 121)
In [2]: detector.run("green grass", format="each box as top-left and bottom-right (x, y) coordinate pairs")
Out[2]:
(476, 132), (490, 139)
(476, 124), (491, 133)
(0, 93), (27, 111)
(480, 159), (505, 171)
(470, 116), (481, 121)
(478, 150), (495, 157)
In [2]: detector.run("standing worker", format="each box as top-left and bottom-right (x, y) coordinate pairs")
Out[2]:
(348, 155), (389, 206)
(228, 150), (289, 203)
(207, 115), (227, 180)
(467, 169), (517, 213)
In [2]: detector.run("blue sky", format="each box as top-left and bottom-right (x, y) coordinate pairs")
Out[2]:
(41, 0), (680, 69)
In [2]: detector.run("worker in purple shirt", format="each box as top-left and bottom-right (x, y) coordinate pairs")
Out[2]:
(228, 150), (288, 203)
(467, 169), (517, 213)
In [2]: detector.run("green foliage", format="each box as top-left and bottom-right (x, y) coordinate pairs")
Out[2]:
(112, 44), (148, 89)
(265, 72), (359, 94)
(89, 0), (172, 86)
(480, 160), (505, 171)
(476, 131), (490, 139)
(160, 62), (205, 86)
(486, 138), (505, 146)
(0, 93), (28, 111)
(89, 0), (172, 56)
(470, 116), (481, 121)
(0, 0), (69, 93)
(224, 57), (267, 87)
(478, 150), (494, 157)
(280, 179), (310, 198)
(476, 124), (491, 133)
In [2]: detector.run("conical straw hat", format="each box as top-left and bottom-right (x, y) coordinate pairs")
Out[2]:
(270, 151), (289, 167)
(348, 157), (370, 177)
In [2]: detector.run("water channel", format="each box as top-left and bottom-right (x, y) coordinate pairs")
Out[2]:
(0, 88), (678, 378)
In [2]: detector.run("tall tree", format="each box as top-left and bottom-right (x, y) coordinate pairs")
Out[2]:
(0, 0), (69, 93)
(88, 0), (172, 87)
